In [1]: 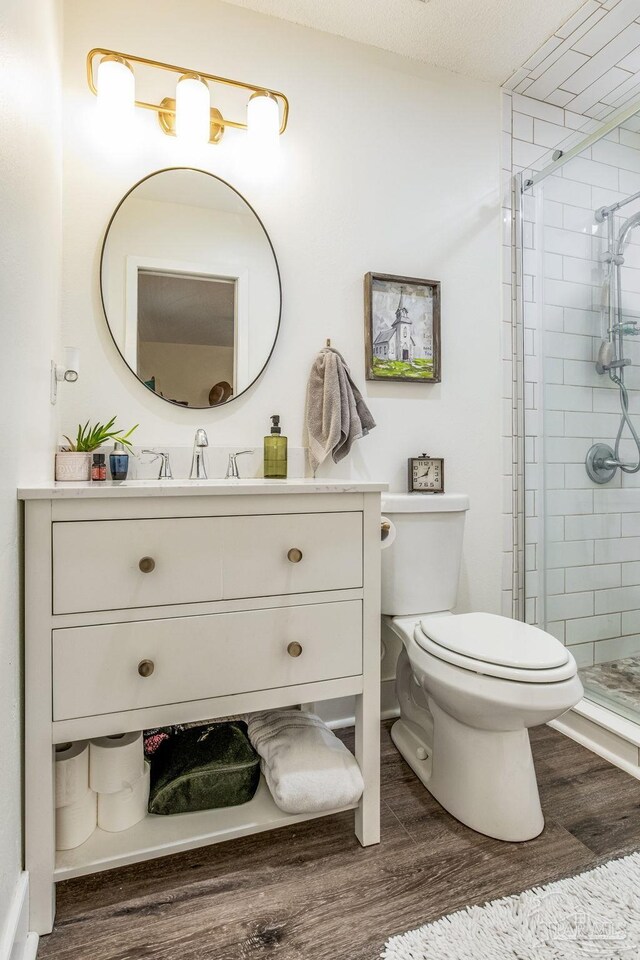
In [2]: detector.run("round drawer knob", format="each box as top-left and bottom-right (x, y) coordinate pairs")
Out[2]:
(287, 641), (303, 658)
(287, 548), (303, 563)
(139, 556), (156, 573)
(138, 659), (155, 678)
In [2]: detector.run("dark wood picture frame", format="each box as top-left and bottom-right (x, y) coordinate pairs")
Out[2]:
(364, 272), (441, 383)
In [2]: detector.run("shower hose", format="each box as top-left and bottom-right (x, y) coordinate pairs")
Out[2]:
(611, 372), (640, 474)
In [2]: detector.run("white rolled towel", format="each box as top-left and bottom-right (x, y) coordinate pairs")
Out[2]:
(247, 709), (364, 814)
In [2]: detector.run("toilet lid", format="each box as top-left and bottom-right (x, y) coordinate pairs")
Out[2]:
(418, 612), (570, 671)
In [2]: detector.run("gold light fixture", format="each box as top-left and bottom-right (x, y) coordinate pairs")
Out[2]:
(86, 48), (289, 146)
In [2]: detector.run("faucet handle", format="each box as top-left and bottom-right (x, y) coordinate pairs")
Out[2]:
(226, 450), (254, 479)
(142, 449), (172, 479)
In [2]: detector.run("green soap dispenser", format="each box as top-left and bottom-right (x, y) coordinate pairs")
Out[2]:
(264, 415), (288, 479)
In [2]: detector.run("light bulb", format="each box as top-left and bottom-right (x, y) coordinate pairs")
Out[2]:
(96, 56), (134, 125)
(175, 74), (210, 144)
(247, 91), (280, 155)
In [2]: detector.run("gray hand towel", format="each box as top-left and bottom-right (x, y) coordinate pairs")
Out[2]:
(305, 348), (376, 473)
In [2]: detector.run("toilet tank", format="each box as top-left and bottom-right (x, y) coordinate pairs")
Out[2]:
(381, 493), (469, 616)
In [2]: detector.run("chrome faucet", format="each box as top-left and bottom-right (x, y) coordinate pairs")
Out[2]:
(142, 449), (173, 479)
(225, 450), (253, 479)
(189, 429), (208, 479)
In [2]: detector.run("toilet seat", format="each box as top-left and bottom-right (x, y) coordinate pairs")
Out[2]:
(416, 612), (576, 684)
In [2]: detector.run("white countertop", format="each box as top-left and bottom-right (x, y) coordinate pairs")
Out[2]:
(18, 478), (388, 500)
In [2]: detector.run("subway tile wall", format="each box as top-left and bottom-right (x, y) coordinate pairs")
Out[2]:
(503, 2), (640, 667)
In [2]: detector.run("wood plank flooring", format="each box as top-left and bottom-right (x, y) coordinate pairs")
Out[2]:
(39, 722), (640, 960)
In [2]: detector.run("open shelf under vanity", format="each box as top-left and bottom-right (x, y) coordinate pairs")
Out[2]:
(55, 775), (358, 880)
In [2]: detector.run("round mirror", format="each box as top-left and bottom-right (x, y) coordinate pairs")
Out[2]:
(100, 168), (281, 408)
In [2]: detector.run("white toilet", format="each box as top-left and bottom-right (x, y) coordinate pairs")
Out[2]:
(382, 493), (583, 842)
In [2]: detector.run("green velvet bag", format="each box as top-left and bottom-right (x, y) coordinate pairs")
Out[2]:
(148, 721), (260, 815)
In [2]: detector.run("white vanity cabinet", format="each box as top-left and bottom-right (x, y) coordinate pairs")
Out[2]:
(20, 480), (384, 935)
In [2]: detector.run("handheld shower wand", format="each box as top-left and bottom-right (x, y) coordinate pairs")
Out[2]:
(587, 208), (640, 482)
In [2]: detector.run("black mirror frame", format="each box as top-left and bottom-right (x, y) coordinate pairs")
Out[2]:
(99, 166), (282, 409)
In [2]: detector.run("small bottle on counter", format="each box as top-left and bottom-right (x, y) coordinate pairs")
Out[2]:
(91, 453), (106, 481)
(109, 441), (129, 481)
(264, 414), (288, 479)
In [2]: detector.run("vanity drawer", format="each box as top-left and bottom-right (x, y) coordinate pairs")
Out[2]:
(52, 600), (362, 720)
(53, 511), (363, 614)
(221, 511), (362, 598)
(53, 518), (224, 614)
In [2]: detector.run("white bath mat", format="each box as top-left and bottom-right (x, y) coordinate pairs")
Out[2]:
(382, 851), (640, 959)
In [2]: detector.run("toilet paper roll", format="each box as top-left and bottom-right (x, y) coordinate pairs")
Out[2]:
(55, 786), (97, 850)
(98, 761), (151, 833)
(380, 517), (396, 550)
(90, 731), (144, 794)
(55, 740), (89, 808)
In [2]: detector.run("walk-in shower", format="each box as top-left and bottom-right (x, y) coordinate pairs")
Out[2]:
(521, 104), (640, 728)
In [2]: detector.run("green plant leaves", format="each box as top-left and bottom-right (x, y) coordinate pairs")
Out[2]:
(66, 418), (139, 452)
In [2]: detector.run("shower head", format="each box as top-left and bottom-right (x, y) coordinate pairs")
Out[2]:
(595, 339), (616, 374)
(616, 210), (640, 256)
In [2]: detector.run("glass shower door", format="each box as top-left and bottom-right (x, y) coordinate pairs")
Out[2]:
(523, 119), (640, 724)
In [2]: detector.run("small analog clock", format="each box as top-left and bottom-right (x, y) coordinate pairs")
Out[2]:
(408, 454), (444, 494)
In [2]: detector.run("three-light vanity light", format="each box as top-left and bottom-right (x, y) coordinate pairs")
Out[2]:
(87, 49), (289, 148)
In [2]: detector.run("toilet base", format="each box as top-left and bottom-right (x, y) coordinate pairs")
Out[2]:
(390, 717), (434, 783)
(392, 703), (545, 843)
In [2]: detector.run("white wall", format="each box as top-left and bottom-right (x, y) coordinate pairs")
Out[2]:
(0, 0), (62, 944)
(60, 0), (503, 616)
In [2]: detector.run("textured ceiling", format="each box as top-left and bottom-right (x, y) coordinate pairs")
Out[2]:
(220, 0), (586, 83)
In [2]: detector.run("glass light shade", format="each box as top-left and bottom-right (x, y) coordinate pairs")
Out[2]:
(175, 75), (210, 144)
(96, 57), (134, 124)
(247, 92), (280, 154)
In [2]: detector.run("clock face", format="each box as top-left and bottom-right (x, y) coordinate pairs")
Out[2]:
(409, 457), (444, 493)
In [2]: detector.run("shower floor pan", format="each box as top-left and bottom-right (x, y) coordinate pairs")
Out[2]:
(580, 656), (640, 723)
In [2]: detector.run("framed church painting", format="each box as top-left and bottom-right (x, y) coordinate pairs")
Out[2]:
(364, 272), (441, 383)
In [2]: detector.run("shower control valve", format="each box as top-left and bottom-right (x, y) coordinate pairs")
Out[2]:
(585, 443), (619, 484)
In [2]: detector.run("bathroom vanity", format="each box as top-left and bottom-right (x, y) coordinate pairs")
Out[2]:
(20, 479), (384, 934)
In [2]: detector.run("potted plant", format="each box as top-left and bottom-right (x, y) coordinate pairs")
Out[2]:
(55, 418), (138, 481)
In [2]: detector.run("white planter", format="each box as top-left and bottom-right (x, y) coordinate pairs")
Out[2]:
(55, 452), (92, 482)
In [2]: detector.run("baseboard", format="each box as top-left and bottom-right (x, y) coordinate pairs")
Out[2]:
(326, 705), (400, 731)
(550, 699), (640, 780)
(0, 873), (38, 960)
(314, 681), (400, 731)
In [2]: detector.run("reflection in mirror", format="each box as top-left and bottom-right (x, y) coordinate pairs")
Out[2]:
(137, 271), (235, 406)
(100, 168), (281, 408)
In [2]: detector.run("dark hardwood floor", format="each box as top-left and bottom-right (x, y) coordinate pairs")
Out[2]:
(39, 722), (640, 960)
